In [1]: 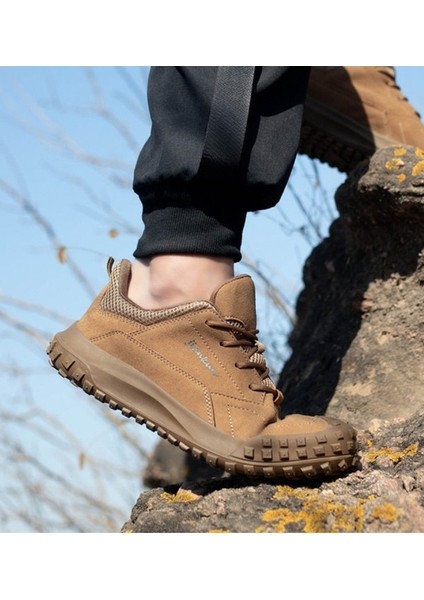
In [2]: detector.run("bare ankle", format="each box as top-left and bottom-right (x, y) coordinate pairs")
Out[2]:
(127, 255), (235, 309)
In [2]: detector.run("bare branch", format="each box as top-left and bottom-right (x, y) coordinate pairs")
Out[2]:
(0, 178), (96, 298)
(84, 67), (140, 152)
(46, 165), (140, 235)
(114, 67), (148, 114)
(287, 179), (322, 244)
(0, 307), (49, 346)
(241, 255), (296, 326)
(0, 294), (72, 326)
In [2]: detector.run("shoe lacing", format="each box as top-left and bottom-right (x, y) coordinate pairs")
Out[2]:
(206, 319), (282, 405)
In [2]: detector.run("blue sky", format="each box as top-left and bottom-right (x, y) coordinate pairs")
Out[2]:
(0, 66), (423, 532)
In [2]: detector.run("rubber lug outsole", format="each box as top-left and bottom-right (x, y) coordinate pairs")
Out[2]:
(47, 337), (359, 480)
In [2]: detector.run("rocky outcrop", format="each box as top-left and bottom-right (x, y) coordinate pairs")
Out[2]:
(123, 408), (424, 533)
(125, 146), (424, 532)
(279, 145), (424, 429)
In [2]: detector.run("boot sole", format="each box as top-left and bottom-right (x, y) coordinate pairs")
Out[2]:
(47, 324), (358, 480)
(300, 97), (396, 173)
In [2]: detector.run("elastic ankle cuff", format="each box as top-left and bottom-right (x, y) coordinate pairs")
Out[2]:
(133, 201), (246, 262)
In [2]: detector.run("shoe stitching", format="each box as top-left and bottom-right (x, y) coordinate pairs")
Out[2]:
(189, 318), (249, 401)
(210, 390), (267, 408)
(92, 329), (216, 426)
(225, 403), (268, 439)
(226, 405), (235, 438)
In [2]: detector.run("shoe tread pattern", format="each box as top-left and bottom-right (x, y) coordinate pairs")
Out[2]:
(47, 337), (358, 480)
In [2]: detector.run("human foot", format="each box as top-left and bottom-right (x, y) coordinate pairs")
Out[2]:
(128, 255), (234, 309)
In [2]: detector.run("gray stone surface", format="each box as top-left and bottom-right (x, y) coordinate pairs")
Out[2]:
(126, 146), (424, 532)
(280, 145), (424, 429)
(123, 408), (424, 533)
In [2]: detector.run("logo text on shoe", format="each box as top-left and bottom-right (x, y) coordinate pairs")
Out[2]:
(185, 340), (218, 376)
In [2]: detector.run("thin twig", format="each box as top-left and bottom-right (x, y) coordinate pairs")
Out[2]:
(241, 256), (295, 325)
(0, 294), (71, 325)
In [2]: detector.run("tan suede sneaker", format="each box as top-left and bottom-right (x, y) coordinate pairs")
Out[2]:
(300, 66), (424, 173)
(47, 260), (357, 479)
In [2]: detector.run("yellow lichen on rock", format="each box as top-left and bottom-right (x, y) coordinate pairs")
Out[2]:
(366, 442), (419, 464)
(257, 485), (366, 533)
(161, 489), (201, 503)
(257, 486), (402, 533)
(394, 147), (407, 156)
(385, 158), (405, 170)
(416, 148), (424, 159)
(412, 160), (424, 177)
(273, 485), (315, 502)
(397, 173), (407, 182)
(371, 503), (398, 523)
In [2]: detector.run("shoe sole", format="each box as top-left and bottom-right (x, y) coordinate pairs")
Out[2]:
(300, 97), (396, 173)
(47, 324), (358, 480)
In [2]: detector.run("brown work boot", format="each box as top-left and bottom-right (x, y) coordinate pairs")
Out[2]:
(300, 66), (424, 173)
(47, 259), (357, 479)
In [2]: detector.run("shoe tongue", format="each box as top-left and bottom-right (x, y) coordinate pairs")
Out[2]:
(210, 275), (257, 330)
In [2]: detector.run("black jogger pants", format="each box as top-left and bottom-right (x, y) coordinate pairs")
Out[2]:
(133, 66), (311, 262)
